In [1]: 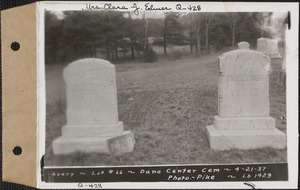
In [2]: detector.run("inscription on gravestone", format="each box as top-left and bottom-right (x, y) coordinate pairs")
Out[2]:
(52, 58), (135, 155)
(206, 49), (286, 150)
(218, 50), (270, 117)
(64, 61), (118, 124)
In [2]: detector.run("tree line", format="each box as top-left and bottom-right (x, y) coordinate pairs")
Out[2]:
(45, 11), (280, 64)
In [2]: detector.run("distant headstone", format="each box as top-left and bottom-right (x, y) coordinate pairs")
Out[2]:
(278, 57), (286, 87)
(257, 38), (281, 58)
(268, 39), (282, 58)
(282, 57), (286, 71)
(52, 58), (135, 155)
(257, 38), (270, 55)
(238, 41), (250, 49)
(206, 49), (286, 150)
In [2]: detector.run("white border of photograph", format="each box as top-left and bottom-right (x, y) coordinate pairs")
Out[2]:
(36, 1), (299, 189)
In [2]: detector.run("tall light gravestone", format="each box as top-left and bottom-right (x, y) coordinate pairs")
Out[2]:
(52, 58), (135, 155)
(206, 49), (286, 150)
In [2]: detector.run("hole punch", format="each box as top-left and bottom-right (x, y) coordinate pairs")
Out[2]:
(13, 146), (22, 155)
(11, 42), (20, 51)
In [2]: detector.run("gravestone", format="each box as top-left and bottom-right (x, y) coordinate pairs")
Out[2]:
(268, 39), (282, 58)
(282, 57), (286, 71)
(257, 38), (281, 58)
(257, 38), (270, 55)
(278, 57), (286, 87)
(107, 132), (135, 156)
(238, 41), (250, 49)
(52, 58), (135, 155)
(206, 49), (286, 150)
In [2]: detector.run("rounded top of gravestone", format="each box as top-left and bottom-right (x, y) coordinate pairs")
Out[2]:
(257, 37), (271, 42)
(219, 49), (270, 75)
(67, 58), (114, 68)
(221, 49), (268, 58)
(63, 58), (115, 82)
(237, 41), (250, 49)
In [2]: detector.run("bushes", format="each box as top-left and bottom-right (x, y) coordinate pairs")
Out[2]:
(143, 48), (158, 63)
(172, 50), (182, 60)
(166, 50), (183, 61)
(142, 47), (185, 63)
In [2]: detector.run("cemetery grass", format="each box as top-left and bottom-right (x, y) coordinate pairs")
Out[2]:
(45, 52), (287, 166)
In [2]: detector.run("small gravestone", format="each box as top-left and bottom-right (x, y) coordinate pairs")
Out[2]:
(238, 41), (250, 49)
(268, 39), (282, 58)
(107, 132), (135, 156)
(52, 58), (135, 155)
(257, 38), (270, 55)
(282, 57), (286, 71)
(278, 57), (286, 87)
(206, 49), (286, 150)
(257, 38), (281, 58)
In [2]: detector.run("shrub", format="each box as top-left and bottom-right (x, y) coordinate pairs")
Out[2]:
(167, 50), (183, 61)
(173, 50), (182, 60)
(143, 48), (158, 63)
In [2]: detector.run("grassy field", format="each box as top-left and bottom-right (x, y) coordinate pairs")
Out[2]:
(44, 50), (287, 166)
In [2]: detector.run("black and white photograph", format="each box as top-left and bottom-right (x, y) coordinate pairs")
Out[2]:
(36, 1), (298, 188)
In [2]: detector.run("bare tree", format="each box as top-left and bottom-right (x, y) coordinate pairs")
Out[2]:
(253, 12), (272, 37)
(189, 13), (194, 54)
(202, 13), (215, 54)
(162, 12), (183, 55)
(196, 17), (201, 56)
(192, 13), (202, 56)
(143, 11), (149, 50)
(225, 12), (238, 47)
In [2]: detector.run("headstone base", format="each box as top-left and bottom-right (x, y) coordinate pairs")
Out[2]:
(52, 131), (134, 155)
(61, 122), (124, 137)
(214, 116), (275, 130)
(206, 125), (286, 151)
